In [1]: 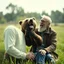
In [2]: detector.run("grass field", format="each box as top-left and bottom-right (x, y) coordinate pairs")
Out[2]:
(0, 24), (64, 64)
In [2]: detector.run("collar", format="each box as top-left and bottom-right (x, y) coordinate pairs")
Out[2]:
(40, 27), (52, 35)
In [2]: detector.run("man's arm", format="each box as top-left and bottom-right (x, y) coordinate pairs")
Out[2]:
(45, 31), (57, 52)
(4, 28), (35, 60)
(4, 29), (27, 59)
(39, 31), (57, 55)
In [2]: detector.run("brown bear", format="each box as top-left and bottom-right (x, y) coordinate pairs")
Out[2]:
(19, 17), (58, 64)
(19, 17), (43, 52)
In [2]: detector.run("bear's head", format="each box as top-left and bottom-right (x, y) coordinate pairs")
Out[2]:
(19, 17), (37, 46)
(19, 17), (37, 35)
(19, 17), (43, 47)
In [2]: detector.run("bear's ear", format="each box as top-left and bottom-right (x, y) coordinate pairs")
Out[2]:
(19, 20), (22, 25)
(32, 17), (35, 20)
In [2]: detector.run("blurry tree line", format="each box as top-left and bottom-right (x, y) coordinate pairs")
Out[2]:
(0, 3), (64, 24)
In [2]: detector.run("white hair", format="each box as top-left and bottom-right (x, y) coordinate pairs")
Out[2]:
(41, 15), (52, 24)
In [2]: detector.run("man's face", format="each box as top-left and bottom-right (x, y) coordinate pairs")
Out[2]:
(40, 19), (49, 27)
(39, 19), (49, 32)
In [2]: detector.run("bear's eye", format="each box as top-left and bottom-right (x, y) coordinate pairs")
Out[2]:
(29, 19), (33, 23)
(25, 19), (28, 22)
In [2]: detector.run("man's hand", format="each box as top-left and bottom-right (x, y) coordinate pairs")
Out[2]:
(26, 52), (35, 61)
(39, 49), (46, 55)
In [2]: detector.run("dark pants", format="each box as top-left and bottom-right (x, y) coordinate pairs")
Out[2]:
(33, 44), (55, 64)
(34, 52), (55, 64)
(35, 52), (46, 64)
(45, 53), (55, 64)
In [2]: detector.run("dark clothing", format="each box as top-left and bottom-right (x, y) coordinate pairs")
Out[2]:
(36, 27), (58, 59)
(35, 52), (46, 64)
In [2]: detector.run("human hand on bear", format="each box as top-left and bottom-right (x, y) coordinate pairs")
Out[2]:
(26, 52), (35, 61)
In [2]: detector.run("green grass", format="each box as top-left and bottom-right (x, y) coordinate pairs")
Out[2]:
(52, 25), (64, 64)
(0, 24), (64, 64)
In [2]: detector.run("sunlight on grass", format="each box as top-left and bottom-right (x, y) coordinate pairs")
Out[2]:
(0, 24), (64, 64)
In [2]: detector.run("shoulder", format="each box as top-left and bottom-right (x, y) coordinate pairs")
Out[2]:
(4, 25), (17, 33)
(50, 28), (57, 35)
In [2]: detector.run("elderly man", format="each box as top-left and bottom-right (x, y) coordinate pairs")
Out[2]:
(3, 25), (35, 64)
(35, 15), (58, 64)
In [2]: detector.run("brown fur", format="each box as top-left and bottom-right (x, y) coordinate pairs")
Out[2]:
(19, 18), (43, 52)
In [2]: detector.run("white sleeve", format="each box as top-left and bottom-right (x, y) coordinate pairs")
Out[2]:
(4, 29), (26, 59)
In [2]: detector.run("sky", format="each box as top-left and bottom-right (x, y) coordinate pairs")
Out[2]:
(0, 0), (64, 14)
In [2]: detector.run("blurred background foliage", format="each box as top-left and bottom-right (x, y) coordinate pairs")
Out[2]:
(0, 3), (64, 25)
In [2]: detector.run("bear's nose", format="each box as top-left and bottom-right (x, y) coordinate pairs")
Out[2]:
(30, 19), (33, 23)
(29, 19), (33, 25)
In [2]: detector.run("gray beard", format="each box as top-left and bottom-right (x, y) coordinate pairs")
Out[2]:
(38, 26), (46, 32)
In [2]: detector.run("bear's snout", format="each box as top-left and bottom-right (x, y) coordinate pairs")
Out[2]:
(29, 19), (33, 25)
(28, 19), (34, 30)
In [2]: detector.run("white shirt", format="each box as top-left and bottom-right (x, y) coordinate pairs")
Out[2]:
(4, 25), (26, 59)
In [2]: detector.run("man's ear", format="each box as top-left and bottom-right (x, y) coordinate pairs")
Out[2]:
(19, 20), (22, 25)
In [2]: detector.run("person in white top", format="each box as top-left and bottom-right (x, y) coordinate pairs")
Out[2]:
(4, 25), (35, 64)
